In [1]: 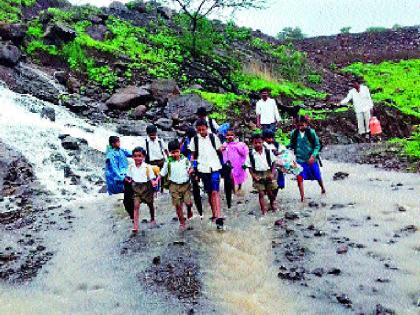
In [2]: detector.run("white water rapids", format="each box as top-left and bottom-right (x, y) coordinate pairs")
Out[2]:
(0, 81), (419, 314)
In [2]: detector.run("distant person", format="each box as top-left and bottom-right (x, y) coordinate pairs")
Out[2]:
(245, 133), (278, 215)
(105, 136), (134, 219)
(289, 116), (326, 202)
(189, 119), (224, 229)
(125, 147), (159, 233)
(262, 130), (286, 192)
(160, 140), (194, 231)
(221, 129), (249, 195)
(195, 107), (220, 135)
(141, 125), (168, 192)
(256, 88), (281, 134)
(338, 79), (374, 138)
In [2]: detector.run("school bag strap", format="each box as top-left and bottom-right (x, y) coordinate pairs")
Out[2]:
(145, 138), (165, 163)
(193, 134), (219, 159)
(209, 118), (216, 134)
(249, 149), (272, 171)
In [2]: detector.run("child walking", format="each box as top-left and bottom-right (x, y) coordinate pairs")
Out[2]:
(160, 140), (194, 231)
(246, 133), (278, 215)
(289, 116), (326, 202)
(262, 130), (286, 191)
(125, 147), (159, 233)
(189, 119), (224, 228)
(221, 129), (249, 194)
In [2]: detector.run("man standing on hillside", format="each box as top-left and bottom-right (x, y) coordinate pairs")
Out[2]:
(338, 79), (374, 137)
(256, 88), (281, 134)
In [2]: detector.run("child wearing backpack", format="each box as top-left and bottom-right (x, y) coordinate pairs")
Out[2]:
(262, 130), (286, 191)
(125, 147), (159, 233)
(189, 119), (224, 228)
(289, 116), (326, 202)
(245, 133), (278, 215)
(160, 140), (194, 231)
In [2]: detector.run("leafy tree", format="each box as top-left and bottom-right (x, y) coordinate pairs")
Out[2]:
(161, 0), (267, 54)
(277, 27), (306, 41)
(392, 24), (402, 30)
(340, 26), (351, 34)
(365, 26), (387, 33)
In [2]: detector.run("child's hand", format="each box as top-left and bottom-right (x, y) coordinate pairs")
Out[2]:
(188, 168), (194, 175)
(267, 174), (274, 181)
(151, 179), (159, 188)
(308, 155), (316, 165)
(124, 177), (132, 183)
(252, 174), (260, 181)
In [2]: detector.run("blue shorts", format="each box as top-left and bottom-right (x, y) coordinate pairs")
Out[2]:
(277, 171), (285, 189)
(298, 162), (322, 181)
(199, 171), (221, 193)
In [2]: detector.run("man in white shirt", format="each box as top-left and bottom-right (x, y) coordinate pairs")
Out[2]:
(338, 79), (374, 136)
(189, 119), (223, 227)
(256, 88), (281, 134)
(141, 125), (169, 192)
(245, 133), (278, 215)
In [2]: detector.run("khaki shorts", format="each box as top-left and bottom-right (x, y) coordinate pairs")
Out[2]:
(252, 170), (278, 192)
(169, 182), (192, 207)
(132, 182), (154, 205)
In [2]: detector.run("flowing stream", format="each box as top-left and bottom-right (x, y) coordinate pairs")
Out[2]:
(0, 82), (419, 314)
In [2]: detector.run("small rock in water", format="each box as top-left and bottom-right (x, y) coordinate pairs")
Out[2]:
(330, 204), (346, 210)
(314, 230), (325, 237)
(274, 219), (286, 227)
(152, 256), (161, 265)
(327, 268), (341, 275)
(376, 278), (390, 283)
(397, 205), (407, 212)
(336, 294), (352, 307)
(333, 172), (349, 181)
(308, 201), (319, 208)
(284, 212), (299, 220)
(141, 219), (148, 224)
(312, 268), (324, 277)
(375, 303), (396, 315)
(336, 245), (348, 254)
(40, 107), (56, 121)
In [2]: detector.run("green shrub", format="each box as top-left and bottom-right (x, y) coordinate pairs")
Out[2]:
(0, 0), (34, 23)
(389, 127), (420, 159)
(365, 26), (388, 33)
(307, 74), (322, 84)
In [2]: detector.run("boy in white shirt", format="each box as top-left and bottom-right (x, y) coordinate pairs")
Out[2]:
(160, 140), (194, 231)
(256, 88), (281, 134)
(338, 79), (374, 137)
(189, 119), (224, 228)
(125, 147), (159, 233)
(245, 133), (278, 215)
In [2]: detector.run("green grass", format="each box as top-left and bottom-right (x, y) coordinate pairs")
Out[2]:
(344, 59), (420, 118)
(390, 127), (420, 159)
(0, 0), (35, 23)
(299, 106), (350, 120)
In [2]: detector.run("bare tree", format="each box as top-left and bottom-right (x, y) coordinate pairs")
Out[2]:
(162, 0), (267, 53)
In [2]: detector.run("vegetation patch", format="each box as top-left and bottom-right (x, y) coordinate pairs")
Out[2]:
(0, 0), (35, 23)
(390, 127), (420, 160)
(344, 59), (420, 118)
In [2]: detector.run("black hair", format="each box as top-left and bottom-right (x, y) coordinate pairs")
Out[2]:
(262, 130), (275, 139)
(109, 136), (120, 146)
(296, 115), (308, 124)
(185, 127), (197, 139)
(196, 107), (208, 116)
(252, 133), (263, 141)
(226, 128), (235, 134)
(260, 87), (271, 93)
(195, 119), (208, 128)
(168, 140), (180, 152)
(146, 124), (158, 135)
(132, 146), (146, 156)
(352, 77), (362, 84)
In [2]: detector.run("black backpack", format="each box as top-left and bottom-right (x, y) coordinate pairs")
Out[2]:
(193, 133), (223, 164)
(145, 138), (164, 163)
(289, 128), (323, 153)
(248, 149), (273, 171)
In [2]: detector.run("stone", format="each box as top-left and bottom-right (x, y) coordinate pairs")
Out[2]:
(129, 0), (147, 13)
(152, 256), (161, 265)
(117, 120), (148, 136)
(150, 79), (180, 104)
(327, 268), (341, 275)
(157, 6), (173, 19)
(131, 105), (148, 119)
(155, 118), (173, 131)
(164, 94), (212, 122)
(274, 219), (285, 226)
(284, 212), (299, 220)
(336, 294), (352, 306)
(336, 245), (348, 254)
(374, 304), (395, 315)
(397, 205), (407, 212)
(333, 172), (349, 181)
(312, 268), (325, 277)
(308, 201), (319, 208)
(106, 86), (151, 110)
(109, 1), (130, 13)
(0, 23), (26, 45)
(40, 107), (56, 122)
(44, 22), (76, 45)
(85, 24), (109, 41)
(60, 136), (80, 150)
(0, 43), (21, 66)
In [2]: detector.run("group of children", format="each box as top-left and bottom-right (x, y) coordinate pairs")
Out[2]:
(105, 108), (326, 234)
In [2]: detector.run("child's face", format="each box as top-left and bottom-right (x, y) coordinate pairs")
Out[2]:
(171, 149), (181, 160)
(148, 132), (157, 141)
(261, 91), (269, 100)
(253, 138), (263, 151)
(297, 122), (307, 131)
(264, 137), (274, 144)
(226, 131), (235, 142)
(112, 139), (121, 149)
(133, 151), (145, 165)
(197, 125), (208, 137)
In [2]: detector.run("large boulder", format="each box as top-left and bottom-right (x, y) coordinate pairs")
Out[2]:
(150, 79), (180, 104)
(106, 86), (151, 110)
(0, 23), (27, 45)
(155, 118), (173, 131)
(130, 105), (148, 119)
(164, 94), (213, 122)
(0, 43), (22, 67)
(117, 120), (148, 136)
(44, 22), (76, 45)
(85, 24), (109, 41)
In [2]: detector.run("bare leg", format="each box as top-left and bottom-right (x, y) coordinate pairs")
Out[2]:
(176, 204), (185, 227)
(258, 191), (267, 215)
(318, 180), (326, 194)
(186, 203), (193, 219)
(211, 191), (221, 219)
(148, 202), (156, 223)
(268, 190), (277, 211)
(133, 200), (140, 232)
(297, 175), (305, 202)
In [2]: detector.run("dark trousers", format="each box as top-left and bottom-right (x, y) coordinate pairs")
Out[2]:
(123, 181), (134, 219)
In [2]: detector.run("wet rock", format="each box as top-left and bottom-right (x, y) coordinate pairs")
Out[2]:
(327, 268), (341, 275)
(314, 230), (325, 237)
(109, 1), (129, 13)
(130, 105), (148, 119)
(330, 204), (346, 210)
(0, 23), (27, 45)
(0, 43), (22, 66)
(40, 107), (56, 122)
(336, 294), (352, 307)
(155, 118), (173, 131)
(374, 304), (396, 315)
(85, 24), (109, 41)
(308, 201), (319, 208)
(150, 79), (180, 104)
(398, 225), (417, 235)
(164, 94), (212, 122)
(152, 256), (161, 265)
(278, 267), (305, 281)
(284, 212), (299, 220)
(384, 263), (398, 270)
(106, 86), (151, 110)
(397, 205), (407, 212)
(44, 22), (77, 45)
(333, 172), (349, 181)
(312, 268), (325, 277)
(274, 219), (286, 226)
(157, 6), (173, 19)
(60, 136), (80, 150)
(336, 245), (348, 254)
(376, 278), (391, 283)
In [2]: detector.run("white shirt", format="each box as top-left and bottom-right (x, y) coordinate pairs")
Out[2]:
(256, 98), (281, 124)
(340, 85), (374, 113)
(140, 136), (167, 161)
(127, 163), (154, 183)
(189, 134), (222, 173)
(194, 117), (220, 134)
(245, 149), (276, 172)
(264, 142), (286, 155)
(160, 157), (191, 184)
